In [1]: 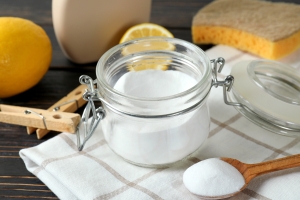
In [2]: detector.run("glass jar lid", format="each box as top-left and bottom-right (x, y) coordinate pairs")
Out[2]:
(229, 60), (300, 137)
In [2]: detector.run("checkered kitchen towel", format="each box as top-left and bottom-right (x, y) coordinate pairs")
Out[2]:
(20, 45), (300, 200)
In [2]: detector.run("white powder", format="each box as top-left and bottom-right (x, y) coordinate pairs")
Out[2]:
(102, 69), (210, 165)
(183, 158), (245, 197)
(114, 70), (197, 98)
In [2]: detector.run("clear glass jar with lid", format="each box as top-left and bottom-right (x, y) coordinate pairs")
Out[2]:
(77, 37), (231, 168)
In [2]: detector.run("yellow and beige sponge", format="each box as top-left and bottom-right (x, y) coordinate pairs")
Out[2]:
(192, 0), (300, 59)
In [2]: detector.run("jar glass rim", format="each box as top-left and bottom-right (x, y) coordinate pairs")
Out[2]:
(96, 37), (212, 101)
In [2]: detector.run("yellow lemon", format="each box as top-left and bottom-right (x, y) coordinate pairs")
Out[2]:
(120, 23), (174, 71)
(120, 23), (174, 43)
(0, 17), (52, 98)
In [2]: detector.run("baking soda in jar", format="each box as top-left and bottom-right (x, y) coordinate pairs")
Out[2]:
(94, 37), (214, 167)
(101, 69), (210, 166)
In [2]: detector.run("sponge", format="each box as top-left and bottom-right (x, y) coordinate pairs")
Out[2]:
(192, 0), (300, 59)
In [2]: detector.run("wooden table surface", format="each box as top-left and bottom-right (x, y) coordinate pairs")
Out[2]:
(0, 0), (299, 199)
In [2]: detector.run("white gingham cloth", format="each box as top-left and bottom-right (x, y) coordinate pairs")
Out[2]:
(20, 45), (300, 200)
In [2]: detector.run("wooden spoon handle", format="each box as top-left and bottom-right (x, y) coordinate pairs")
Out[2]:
(244, 154), (300, 183)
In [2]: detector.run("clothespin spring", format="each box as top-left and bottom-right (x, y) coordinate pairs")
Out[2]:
(24, 109), (48, 130)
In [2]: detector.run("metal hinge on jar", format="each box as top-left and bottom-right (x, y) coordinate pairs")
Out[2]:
(76, 75), (105, 151)
(211, 57), (242, 107)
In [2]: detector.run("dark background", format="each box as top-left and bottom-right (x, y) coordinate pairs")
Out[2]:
(0, 0), (300, 199)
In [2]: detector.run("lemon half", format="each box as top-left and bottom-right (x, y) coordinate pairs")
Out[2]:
(120, 23), (174, 71)
(120, 23), (174, 43)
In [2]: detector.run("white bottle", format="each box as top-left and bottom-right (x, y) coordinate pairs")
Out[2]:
(52, 0), (151, 64)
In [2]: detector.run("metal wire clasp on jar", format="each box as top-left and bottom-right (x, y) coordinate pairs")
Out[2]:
(76, 37), (233, 168)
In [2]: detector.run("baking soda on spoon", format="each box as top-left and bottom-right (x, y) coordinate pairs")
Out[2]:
(184, 154), (300, 198)
(183, 158), (245, 197)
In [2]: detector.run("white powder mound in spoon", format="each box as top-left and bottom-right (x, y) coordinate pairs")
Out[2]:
(114, 69), (197, 98)
(183, 158), (245, 197)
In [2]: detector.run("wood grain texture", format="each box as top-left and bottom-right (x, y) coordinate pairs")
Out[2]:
(0, 0), (300, 199)
(222, 154), (300, 185)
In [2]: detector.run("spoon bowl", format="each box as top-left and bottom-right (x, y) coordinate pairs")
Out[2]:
(184, 154), (300, 199)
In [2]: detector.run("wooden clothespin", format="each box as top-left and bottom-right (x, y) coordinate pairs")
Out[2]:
(0, 104), (80, 133)
(27, 85), (87, 139)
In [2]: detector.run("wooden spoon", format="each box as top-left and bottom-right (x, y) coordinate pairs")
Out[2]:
(197, 154), (300, 199)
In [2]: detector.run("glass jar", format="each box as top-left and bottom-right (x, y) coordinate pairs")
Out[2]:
(76, 38), (300, 167)
(78, 37), (229, 167)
